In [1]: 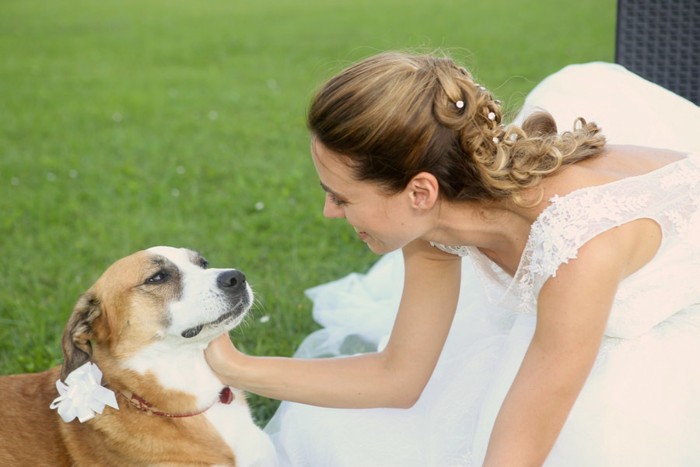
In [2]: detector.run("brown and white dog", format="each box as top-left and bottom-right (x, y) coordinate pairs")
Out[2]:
(0, 246), (277, 466)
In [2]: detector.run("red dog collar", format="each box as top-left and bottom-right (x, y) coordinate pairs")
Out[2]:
(121, 387), (234, 418)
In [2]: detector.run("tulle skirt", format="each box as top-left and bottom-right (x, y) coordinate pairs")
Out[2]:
(265, 63), (700, 466)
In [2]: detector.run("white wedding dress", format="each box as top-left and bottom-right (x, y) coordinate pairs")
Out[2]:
(265, 63), (700, 466)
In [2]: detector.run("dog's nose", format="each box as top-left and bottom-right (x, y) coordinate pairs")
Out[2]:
(217, 270), (246, 292)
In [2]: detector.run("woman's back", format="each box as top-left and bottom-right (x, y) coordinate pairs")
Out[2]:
(538, 144), (686, 210)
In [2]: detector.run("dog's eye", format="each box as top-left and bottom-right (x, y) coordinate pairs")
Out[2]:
(198, 258), (209, 269)
(145, 270), (169, 284)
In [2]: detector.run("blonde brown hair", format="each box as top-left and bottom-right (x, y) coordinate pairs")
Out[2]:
(308, 51), (606, 205)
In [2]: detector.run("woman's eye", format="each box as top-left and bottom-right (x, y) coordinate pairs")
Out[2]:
(329, 193), (347, 207)
(146, 271), (168, 284)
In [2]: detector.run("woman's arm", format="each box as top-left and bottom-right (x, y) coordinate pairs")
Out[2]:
(483, 221), (655, 466)
(205, 239), (462, 409)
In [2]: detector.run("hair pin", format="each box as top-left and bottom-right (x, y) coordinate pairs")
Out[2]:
(487, 112), (496, 121)
(455, 100), (465, 109)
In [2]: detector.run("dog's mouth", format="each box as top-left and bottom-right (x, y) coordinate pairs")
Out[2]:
(181, 307), (244, 339)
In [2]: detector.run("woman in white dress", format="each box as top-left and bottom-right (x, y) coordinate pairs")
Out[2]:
(206, 52), (700, 466)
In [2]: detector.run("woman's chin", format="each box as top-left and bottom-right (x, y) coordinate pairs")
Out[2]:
(366, 239), (401, 255)
(357, 231), (402, 255)
(360, 236), (381, 254)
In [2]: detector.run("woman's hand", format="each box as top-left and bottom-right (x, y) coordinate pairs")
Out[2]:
(205, 333), (244, 385)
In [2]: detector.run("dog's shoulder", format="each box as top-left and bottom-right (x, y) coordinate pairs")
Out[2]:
(0, 367), (73, 466)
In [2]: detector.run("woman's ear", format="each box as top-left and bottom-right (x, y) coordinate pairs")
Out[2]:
(407, 172), (439, 210)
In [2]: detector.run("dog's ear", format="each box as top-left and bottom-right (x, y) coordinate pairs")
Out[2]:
(60, 291), (102, 380)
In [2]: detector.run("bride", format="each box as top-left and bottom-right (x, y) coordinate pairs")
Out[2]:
(206, 52), (700, 466)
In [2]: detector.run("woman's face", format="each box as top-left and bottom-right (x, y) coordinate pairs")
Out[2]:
(310, 138), (424, 255)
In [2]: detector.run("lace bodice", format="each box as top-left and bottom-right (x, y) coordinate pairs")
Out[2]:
(433, 154), (700, 338)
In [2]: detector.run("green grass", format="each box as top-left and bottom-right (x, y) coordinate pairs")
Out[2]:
(0, 0), (615, 425)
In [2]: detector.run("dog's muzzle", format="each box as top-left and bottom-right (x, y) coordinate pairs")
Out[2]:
(181, 270), (250, 339)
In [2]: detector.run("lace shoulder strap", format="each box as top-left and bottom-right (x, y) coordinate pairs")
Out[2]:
(502, 156), (700, 313)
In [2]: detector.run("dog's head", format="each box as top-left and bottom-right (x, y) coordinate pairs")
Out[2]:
(61, 246), (252, 380)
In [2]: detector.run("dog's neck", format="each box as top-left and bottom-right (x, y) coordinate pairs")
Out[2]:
(119, 386), (234, 418)
(119, 340), (227, 412)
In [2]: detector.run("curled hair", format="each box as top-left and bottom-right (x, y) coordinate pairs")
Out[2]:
(308, 51), (606, 206)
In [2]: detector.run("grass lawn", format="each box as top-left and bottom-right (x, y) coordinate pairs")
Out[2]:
(0, 0), (615, 425)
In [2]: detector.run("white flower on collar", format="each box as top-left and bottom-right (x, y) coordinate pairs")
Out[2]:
(49, 362), (119, 423)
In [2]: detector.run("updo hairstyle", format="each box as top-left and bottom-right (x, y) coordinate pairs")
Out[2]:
(307, 51), (606, 205)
